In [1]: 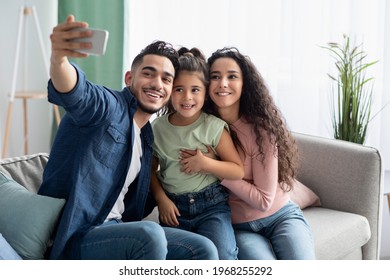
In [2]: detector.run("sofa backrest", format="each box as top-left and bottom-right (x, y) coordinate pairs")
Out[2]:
(0, 153), (49, 193)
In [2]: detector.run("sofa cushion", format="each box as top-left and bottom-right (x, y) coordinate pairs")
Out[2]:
(303, 207), (371, 259)
(0, 153), (49, 193)
(0, 172), (65, 259)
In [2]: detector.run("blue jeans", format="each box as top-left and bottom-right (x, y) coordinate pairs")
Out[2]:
(69, 220), (218, 260)
(163, 182), (238, 260)
(234, 201), (316, 260)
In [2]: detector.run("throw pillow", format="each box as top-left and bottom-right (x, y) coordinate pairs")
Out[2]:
(0, 172), (66, 259)
(290, 179), (321, 209)
(0, 233), (22, 260)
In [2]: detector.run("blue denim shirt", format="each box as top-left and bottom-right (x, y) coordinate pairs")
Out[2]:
(38, 64), (155, 259)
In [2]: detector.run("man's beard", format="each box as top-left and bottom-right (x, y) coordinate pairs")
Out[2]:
(129, 85), (166, 114)
(137, 100), (161, 114)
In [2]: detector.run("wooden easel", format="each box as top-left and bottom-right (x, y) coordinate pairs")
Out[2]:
(2, 5), (61, 158)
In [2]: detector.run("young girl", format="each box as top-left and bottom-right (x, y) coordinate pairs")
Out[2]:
(201, 47), (316, 260)
(151, 47), (244, 260)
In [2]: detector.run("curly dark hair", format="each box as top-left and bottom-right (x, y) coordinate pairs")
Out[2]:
(204, 47), (299, 190)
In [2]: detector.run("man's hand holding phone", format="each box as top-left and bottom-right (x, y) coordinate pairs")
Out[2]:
(49, 15), (109, 93)
(70, 27), (109, 56)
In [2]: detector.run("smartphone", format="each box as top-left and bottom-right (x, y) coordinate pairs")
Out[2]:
(71, 27), (109, 56)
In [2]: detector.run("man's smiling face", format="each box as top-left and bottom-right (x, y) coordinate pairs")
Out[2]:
(126, 54), (175, 114)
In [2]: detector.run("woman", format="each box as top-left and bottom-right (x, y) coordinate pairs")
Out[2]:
(202, 47), (316, 260)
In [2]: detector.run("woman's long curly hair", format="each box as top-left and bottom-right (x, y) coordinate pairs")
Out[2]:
(204, 47), (299, 191)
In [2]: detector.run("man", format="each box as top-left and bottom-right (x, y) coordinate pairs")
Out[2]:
(38, 15), (218, 260)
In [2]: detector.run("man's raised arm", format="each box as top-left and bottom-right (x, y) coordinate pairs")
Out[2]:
(49, 15), (92, 93)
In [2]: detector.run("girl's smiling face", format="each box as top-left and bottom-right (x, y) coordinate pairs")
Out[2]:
(170, 71), (206, 125)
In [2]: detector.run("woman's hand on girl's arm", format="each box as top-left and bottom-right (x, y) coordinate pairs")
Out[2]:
(179, 129), (244, 179)
(179, 146), (217, 174)
(179, 149), (209, 174)
(180, 145), (216, 160)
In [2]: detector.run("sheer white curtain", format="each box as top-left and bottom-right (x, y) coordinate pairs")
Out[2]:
(125, 0), (390, 169)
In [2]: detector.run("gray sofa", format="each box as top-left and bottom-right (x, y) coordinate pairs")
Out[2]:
(0, 132), (384, 259)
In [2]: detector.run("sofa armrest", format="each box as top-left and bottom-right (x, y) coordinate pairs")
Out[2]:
(293, 132), (384, 260)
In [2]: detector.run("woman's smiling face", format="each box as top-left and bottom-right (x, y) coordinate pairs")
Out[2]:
(209, 57), (243, 112)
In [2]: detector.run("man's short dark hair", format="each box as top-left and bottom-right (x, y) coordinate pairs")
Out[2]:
(131, 41), (179, 73)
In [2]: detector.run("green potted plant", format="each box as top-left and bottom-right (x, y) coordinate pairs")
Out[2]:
(322, 35), (378, 144)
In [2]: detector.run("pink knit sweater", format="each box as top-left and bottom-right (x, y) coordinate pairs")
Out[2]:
(221, 117), (290, 224)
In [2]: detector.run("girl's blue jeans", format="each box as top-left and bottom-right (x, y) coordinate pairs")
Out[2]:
(163, 182), (238, 260)
(69, 220), (218, 260)
(234, 201), (316, 260)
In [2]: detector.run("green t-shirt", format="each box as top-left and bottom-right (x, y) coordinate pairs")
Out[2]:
(152, 112), (228, 194)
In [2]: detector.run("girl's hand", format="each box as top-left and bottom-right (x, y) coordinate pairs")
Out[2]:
(157, 196), (180, 227)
